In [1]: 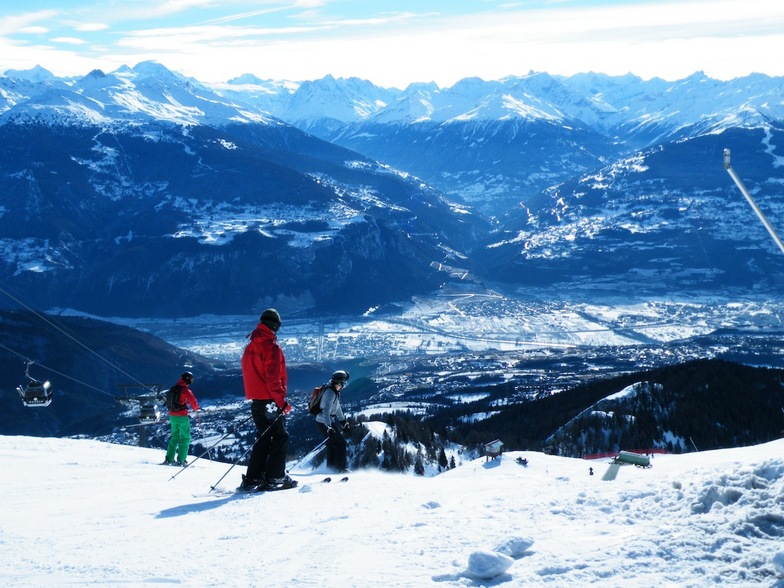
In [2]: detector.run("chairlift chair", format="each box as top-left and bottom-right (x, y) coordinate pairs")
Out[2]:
(17, 379), (53, 407)
(17, 360), (53, 407)
(138, 402), (161, 424)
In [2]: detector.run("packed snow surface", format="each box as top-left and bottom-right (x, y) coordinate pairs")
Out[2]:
(1, 435), (783, 586)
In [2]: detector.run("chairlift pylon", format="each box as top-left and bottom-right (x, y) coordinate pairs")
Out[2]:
(17, 360), (53, 408)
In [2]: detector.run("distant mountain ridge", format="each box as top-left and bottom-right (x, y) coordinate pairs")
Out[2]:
(1, 62), (783, 317)
(212, 70), (784, 218)
(211, 68), (784, 299)
(0, 62), (483, 317)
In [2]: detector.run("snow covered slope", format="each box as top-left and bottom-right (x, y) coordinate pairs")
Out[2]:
(2, 435), (782, 586)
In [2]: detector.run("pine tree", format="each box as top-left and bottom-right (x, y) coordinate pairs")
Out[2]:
(414, 453), (425, 476)
(438, 448), (448, 470)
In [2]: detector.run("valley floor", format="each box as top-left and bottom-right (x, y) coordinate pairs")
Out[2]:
(69, 291), (784, 365)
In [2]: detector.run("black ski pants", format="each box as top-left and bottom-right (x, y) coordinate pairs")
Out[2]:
(246, 400), (289, 482)
(316, 422), (347, 471)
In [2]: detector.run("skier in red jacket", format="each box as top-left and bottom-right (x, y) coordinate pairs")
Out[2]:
(238, 309), (296, 491)
(163, 371), (199, 466)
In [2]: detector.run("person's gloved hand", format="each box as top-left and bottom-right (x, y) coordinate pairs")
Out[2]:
(327, 426), (336, 437)
(282, 401), (292, 414)
(341, 421), (351, 434)
(265, 401), (281, 418)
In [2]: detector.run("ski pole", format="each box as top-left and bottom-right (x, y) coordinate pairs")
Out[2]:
(287, 437), (328, 473)
(194, 412), (212, 461)
(169, 414), (253, 481)
(208, 413), (282, 492)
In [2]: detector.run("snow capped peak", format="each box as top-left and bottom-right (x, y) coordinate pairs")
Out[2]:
(129, 60), (183, 82)
(282, 74), (398, 125)
(2, 64), (55, 82)
(0, 62), (276, 128)
(226, 73), (267, 85)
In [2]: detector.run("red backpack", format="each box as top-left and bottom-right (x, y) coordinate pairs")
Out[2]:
(307, 385), (327, 415)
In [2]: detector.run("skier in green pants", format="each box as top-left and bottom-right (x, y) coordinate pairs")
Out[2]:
(163, 372), (200, 466)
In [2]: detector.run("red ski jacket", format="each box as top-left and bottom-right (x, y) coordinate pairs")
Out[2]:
(168, 378), (199, 416)
(241, 323), (288, 408)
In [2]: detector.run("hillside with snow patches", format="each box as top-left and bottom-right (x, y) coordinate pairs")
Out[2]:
(0, 62), (484, 318)
(2, 62), (783, 318)
(2, 434), (783, 586)
(215, 70), (784, 217)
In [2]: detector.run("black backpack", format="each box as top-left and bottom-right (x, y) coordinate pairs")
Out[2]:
(165, 384), (187, 411)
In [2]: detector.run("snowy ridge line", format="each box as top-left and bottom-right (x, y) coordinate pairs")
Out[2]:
(4, 65), (784, 132)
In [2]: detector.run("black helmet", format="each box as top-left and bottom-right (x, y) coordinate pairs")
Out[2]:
(330, 370), (350, 385)
(181, 371), (194, 384)
(260, 308), (281, 332)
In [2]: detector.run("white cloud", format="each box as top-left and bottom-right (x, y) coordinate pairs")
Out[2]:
(0, 9), (59, 34)
(75, 22), (110, 32)
(51, 36), (88, 45)
(18, 26), (49, 34)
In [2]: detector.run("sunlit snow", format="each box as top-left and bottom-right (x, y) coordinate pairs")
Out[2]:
(1, 435), (782, 586)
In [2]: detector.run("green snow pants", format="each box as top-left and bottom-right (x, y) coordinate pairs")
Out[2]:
(166, 415), (191, 463)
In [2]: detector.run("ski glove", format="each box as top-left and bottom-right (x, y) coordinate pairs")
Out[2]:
(327, 427), (336, 437)
(341, 421), (351, 434)
(265, 401), (291, 419)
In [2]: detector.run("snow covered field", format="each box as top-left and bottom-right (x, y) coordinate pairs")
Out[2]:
(2, 435), (783, 586)
(82, 294), (784, 364)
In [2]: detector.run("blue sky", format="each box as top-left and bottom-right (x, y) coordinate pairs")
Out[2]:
(0, 0), (781, 87)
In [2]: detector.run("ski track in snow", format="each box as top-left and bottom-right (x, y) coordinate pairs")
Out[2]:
(1, 436), (783, 586)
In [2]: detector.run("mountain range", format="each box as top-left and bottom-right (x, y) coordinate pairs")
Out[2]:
(1, 62), (783, 319)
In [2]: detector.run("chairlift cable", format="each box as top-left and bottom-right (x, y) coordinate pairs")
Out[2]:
(0, 341), (111, 396)
(0, 280), (156, 394)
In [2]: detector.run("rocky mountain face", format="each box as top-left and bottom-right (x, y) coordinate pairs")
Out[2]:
(0, 63), (483, 318)
(478, 128), (784, 296)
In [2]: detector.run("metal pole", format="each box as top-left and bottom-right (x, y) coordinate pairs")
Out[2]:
(194, 412), (212, 461)
(208, 413), (283, 492)
(287, 437), (329, 473)
(723, 148), (784, 256)
(169, 414), (253, 481)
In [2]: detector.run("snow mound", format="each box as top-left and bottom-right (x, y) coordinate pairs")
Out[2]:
(494, 535), (535, 558)
(466, 549), (515, 579)
(773, 551), (784, 573)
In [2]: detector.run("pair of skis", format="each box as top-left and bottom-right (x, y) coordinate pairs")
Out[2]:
(238, 475), (348, 495)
